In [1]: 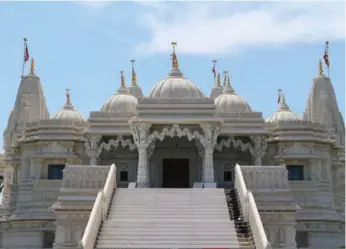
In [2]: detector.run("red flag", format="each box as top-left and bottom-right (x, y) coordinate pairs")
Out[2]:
(323, 41), (329, 68)
(24, 42), (29, 62)
(323, 52), (329, 68)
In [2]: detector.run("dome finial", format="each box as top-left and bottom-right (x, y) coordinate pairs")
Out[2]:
(277, 89), (282, 104)
(120, 71), (126, 87)
(130, 59), (137, 86)
(171, 42), (179, 70)
(318, 58), (324, 76)
(216, 72), (221, 87)
(277, 89), (289, 110)
(66, 88), (71, 105)
(30, 58), (35, 74)
(63, 88), (74, 110)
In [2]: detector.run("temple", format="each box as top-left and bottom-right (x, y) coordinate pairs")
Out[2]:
(0, 42), (344, 249)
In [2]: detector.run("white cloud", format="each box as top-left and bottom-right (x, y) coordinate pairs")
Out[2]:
(135, 2), (345, 55)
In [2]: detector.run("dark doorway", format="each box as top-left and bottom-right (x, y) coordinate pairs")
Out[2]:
(162, 159), (190, 188)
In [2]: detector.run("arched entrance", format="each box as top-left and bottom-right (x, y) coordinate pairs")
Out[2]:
(146, 124), (205, 188)
(149, 137), (200, 188)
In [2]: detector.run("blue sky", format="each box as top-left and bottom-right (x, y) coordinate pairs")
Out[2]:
(0, 1), (345, 149)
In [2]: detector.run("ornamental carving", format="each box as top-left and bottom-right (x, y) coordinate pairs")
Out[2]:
(199, 123), (221, 149)
(249, 135), (268, 157)
(84, 135), (102, 157)
(279, 142), (314, 155)
(215, 136), (252, 153)
(98, 136), (137, 154)
(130, 122), (152, 148)
(148, 124), (205, 147)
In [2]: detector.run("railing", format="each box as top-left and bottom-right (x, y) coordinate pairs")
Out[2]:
(78, 164), (117, 249)
(235, 164), (272, 249)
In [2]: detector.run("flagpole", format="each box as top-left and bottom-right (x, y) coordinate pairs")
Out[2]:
(326, 41), (330, 78)
(22, 37), (27, 77)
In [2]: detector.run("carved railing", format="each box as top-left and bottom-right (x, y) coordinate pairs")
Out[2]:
(235, 164), (272, 249)
(78, 164), (117, 249)
(240, 166), (288, 190)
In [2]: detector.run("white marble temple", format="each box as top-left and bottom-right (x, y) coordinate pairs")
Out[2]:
(0, 47), (344, 249)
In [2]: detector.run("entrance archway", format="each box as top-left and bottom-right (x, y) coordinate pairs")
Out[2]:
(147, 125), (204, 188)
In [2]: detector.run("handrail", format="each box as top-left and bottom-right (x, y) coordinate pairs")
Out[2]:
(78, 164), (117, 249)
(235, 164), (272, 249)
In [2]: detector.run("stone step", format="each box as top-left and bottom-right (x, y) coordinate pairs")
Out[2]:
(98, 235), (240, 240)
(102, 223), (234, 229)
(99, 230), (236, 235)
(103, 218), (233, 223)
(108, 209), (227, 214)
(112, 204), (226, 208)
(96, 240), (240, 247)
(97, 189), (239, 249)
(107, 216), (230, 221)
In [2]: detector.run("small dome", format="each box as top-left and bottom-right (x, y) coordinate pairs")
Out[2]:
(266, 92), (301, 123)
(149, 69), (205, 99)
(101, 87), (138, 114)
(214, 73), (252, 113)
(53, 89), (85, 122)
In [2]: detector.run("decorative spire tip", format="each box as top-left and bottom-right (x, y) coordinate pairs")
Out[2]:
(65, 88), (71, 105)
(131, 60), (137, 86)
(318, 58), (324, 76)
(120, 70), (126, 87)
(30, 58), (35, 74)
(170, 42), (179, 70)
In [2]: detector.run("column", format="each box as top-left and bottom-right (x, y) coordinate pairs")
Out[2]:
(203, 143), (215, 183)
(85, 135), (101, 165)
(200, 123), (220, 184)
(130, 122), (151, 188)
(250, 135), (268, 166)
(137, 143), (149, 188)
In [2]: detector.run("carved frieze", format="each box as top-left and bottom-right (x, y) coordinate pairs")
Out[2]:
(99, 136), (137, 153)
(215, 136), (252, 152)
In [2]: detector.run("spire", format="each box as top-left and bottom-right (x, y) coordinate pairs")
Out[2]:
(30, 58), (35, 75)
(216, 72), (221, 87)
(120, 71), (126, 88)
(130, 59), (137, 86)
(63, 88), (74, 110)
(223, 71), (228, 86)
(318, 58), (324, 76)
(221, 71), (235, 95)
(171, 42), (179, 70)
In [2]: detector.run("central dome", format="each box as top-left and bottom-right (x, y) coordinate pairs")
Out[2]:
(149, 69), (205, 99)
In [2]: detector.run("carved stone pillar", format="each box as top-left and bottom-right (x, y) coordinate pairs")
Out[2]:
(250, 135), (268, 166)
(130, 122), (151, 188)
(1, 163), (19, 217)
(137, 144), (149, 187)
(84, 135), (101, 165)
(203, 143), (215, 182)
(200, 123), (220, 183)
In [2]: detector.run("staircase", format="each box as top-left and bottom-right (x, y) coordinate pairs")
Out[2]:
(95, 188), (240, 249)
(224, 189), (256, 249)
